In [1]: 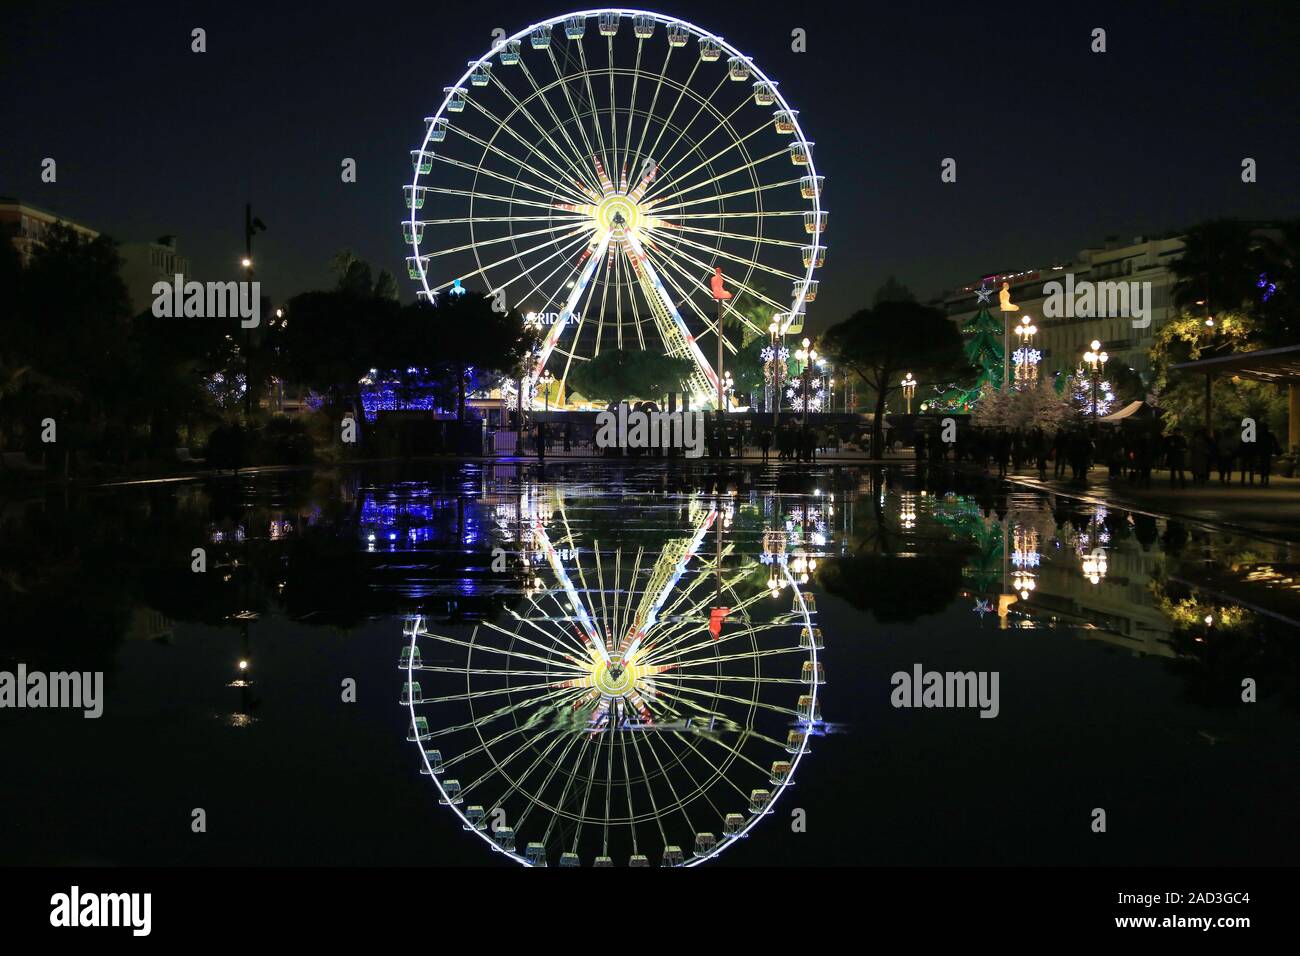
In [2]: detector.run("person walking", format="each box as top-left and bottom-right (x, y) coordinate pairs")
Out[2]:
(1165, 427), (1188, 488)
(536, 420), (547, 462)
(1257, 419), (1281, 487)
(758, 428), (772, 462)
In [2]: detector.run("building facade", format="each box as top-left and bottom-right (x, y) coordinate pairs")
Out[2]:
(940, 234), (1187, 381)
(118, 235), (191, 315)
(0, 196), (99, 265)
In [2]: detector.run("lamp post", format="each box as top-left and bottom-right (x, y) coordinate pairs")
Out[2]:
(901, 372), (916, 415)
(1014, 315), (1038, 384)
(539, 369), (555, 413)
(241, 203), (266, 423)
(794, 337), (817, 426)
(1082, 339), (1108, 418)
(769, 319), (783, 427)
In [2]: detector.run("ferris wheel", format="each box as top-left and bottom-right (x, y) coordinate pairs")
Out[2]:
(403, 8), (826, 407)
(400, 493), (823, 866)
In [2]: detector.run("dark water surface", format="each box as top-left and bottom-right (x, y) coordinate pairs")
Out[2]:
(2, 460), (1297, 866)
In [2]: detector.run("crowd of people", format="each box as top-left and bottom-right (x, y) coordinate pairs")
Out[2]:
(913, 419), (1286, 488)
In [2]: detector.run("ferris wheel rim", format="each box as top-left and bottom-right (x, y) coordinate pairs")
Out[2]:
(404, 7), (824, 346)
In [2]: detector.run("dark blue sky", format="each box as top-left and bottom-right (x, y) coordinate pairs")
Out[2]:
(4, 0), (1298, 330)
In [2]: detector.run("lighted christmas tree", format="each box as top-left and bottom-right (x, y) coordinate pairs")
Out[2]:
(962, 307), (1005, 390)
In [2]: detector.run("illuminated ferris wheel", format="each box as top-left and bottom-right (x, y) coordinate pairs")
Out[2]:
(403, 8), (826, 407)
(400, 494), (823, 866)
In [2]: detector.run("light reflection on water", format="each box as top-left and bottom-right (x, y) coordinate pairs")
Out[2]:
(1, 460), (1297, 865)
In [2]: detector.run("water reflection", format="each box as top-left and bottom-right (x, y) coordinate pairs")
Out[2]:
(403, 489), (821, 866)
(2, 460), (1297, 865)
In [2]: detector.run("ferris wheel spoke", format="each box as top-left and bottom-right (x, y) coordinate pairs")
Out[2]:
(617, 730), (642, 857)
(545, 47), (603, 182)
(452, 123), (589, 203)
(620, 39), (645, 175)
(512, 57), (603, 193)
(431, 151), (577, 206)
(542, 731), (597, 851)
(501, 726), (591, 832)
(421, 220), (588, 261)
(664, 221), (804, 250)
(463, 95), (596, 203)
(632, 720), (700, 839)
(416, 214), (585, 225)
(648, 178), (803, 213)
(573, 45), (612, 176)
(637, 243), (754, 348)
(487, 66), (604, 196)
(647, 235), (789, 317)
(641, 57), (708, 177)
(570, 718), (611, 852)
(643, 72), (732, 187)
(490, 229), (596, 306)
(625, 44), (674, 179)
(649, 624), (797, 668)
(458, 723), (570, 806)
(530, 731), (591, 844)
(623, 722), (674, 850)
(606, 37), (620, 179)
(423, 678), (569, 705)
(486, 613), (587, 665)
(645, 146), (787, 209)
(643, 104), (755, 207)
(427, 683), (585, 739)
(422, 185), (575, 213)
(424, 224), (591, 294)
(651, 677), (800, 721)
(654, 228), (801, 282)
(554, 246), (609, 392)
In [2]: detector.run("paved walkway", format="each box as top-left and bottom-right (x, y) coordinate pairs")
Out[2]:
(1002, 467), (1300, 542)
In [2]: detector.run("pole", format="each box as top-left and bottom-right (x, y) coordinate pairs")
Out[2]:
(716, 298), (725, 414)
(772, 332), (781, 428)
(243, 203), (253, 422)
(801, 365), (809, 427)
(1003, 310), (1009, 389)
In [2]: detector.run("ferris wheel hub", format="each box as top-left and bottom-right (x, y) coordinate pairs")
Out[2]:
(591, 656), (639, 697)
(594, 193), (643, 234)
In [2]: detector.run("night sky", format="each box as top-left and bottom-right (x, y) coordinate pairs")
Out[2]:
(4, 0), (1298, 331)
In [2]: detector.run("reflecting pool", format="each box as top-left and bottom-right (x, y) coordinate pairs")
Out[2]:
(2, 461), (1297, 865)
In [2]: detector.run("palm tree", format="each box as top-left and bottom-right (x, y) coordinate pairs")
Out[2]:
(1171, 219), (1277, 314)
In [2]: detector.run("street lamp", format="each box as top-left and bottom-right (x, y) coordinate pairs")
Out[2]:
(539, 369), (555, 412)
(794, 337), (818, 426)
(768, 319), (783, 427)
(901, 372), (916, 415)
(1014, 315), (1039, 384)
(1082, 339), (1108, 418)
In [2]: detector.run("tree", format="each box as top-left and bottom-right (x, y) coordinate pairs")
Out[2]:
(961, 307), (1005, 390)
(1148, 310), (1285, 433)
(1172, 219), (1275, 316)
(873, 275), (916, 306)
(822, 299), (969, 452)
(413, 293), (537, 420)
(973, 378), (1075, 430)
(568, 348), (695, 403)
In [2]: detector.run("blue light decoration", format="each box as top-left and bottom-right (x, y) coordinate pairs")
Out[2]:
(1257, 272), (1277, 303)
(450, 278), (466, 296)
(359, 367), (454, 421)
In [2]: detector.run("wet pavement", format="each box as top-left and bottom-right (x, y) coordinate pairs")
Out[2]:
(1, 460), (1297, 865)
